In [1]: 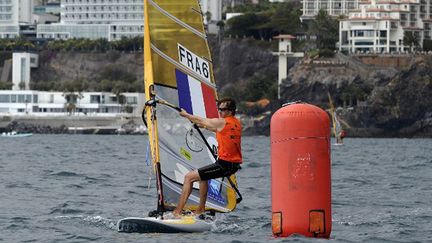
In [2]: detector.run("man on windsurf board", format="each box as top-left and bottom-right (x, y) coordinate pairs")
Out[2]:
(169, 98), (243, 218)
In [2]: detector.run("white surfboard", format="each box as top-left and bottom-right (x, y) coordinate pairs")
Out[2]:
(117, 215), (213, 233)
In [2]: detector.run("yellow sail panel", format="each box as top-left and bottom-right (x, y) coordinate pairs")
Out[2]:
(148, 0), (215, 88)
(153, 0), (206, 32)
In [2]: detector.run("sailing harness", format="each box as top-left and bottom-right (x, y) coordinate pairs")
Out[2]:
(142, 94), (243, 210)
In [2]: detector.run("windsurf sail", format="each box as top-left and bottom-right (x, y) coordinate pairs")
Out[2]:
(327, 92), (342, 143)
(143, 0), (240, 214)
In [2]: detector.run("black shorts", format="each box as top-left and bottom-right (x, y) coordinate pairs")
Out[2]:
(198, 159), (241, 181)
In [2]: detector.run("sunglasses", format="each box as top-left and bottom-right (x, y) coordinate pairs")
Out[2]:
(218, 108), (229, 111)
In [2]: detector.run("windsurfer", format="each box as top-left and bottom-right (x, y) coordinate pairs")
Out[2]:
(338, 130), (347, 144)
(171, 98), (242, 218)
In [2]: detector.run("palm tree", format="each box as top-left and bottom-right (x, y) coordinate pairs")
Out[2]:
(64, 92), (84, 115)
(117, 94), (126, 113)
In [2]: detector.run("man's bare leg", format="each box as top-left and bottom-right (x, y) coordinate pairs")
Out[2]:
(173, 170), (200, 216)
(195, 180), (208, 215)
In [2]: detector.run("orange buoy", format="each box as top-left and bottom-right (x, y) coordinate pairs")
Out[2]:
(271, 102), (331, 238)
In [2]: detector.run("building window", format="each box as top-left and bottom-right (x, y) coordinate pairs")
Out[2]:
(20, 58), (26, 88)
(126, 96), (137, 104)
(0, 94), (10, 103)
(90, 95), (101, 104)
(18, 94), (25, 102)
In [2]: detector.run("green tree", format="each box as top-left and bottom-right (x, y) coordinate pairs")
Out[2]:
(267, 2), (302, 36)
(220, 73), (277, 105)
(403, 31), (420, 52)
(309, 9), (339, 50)
(227, 1), (274, 13)
(19, 81), (26, 90)
(242, 74), (277, 101)
(0, 81), (13, 90)
(63, 92), (83, 115)
(205, 11), (212, 23)
(225, 1), (305, 40)
(100, 79), (113, 92)
(423, 39), (432, 52)
(341, 83), (367, 107)
(226, 13), (271, 39)
(117, 94), (126, 113)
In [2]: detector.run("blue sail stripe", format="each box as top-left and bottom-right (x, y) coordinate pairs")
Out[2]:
(176, 69), (193, 114)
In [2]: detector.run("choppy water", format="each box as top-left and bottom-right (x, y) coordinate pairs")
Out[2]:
(1, 135), (431, 242)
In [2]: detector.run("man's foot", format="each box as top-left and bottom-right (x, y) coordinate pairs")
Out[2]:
(173, 210), (182, 217)
(163, 212), (181, 220)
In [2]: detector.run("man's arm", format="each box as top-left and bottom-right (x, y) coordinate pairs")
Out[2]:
(179, 109), (225, 132)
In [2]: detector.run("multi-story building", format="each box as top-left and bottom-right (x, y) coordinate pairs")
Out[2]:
(302, 0), (359, 20)
(0, 0), (34, 39)
(36, 0), (144, 41)
(1, 0), (224, 41)
(23, 0), (221, 40)
(223, 0), (250, 9)
(0, 90), (145, 116)
(12, 53), (39, 91)
(339, 0), (432, 53)
(34, 2), (61, 15)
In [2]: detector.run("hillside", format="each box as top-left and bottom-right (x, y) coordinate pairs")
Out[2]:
(282, 54), (432, 137)
(2, 38), (431, 137)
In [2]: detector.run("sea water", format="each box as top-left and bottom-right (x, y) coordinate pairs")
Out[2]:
(1, 135), (431, 242)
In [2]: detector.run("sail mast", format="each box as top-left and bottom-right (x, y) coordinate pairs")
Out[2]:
(327, 92), (337, 138)
(144, 0), (164, 212)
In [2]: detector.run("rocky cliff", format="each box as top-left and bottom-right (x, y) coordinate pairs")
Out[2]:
(13, 38), (432, 137)
(210, 38), (278, 93)
(32, 51), (144, 90)
(282, 54), (432, 137)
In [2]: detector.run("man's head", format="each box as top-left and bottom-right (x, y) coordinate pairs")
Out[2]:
(217, 98), (236, 116)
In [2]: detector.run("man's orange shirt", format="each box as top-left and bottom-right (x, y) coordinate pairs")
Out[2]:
(216, 116), (242, 163)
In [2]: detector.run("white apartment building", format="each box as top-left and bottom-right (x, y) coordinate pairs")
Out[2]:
(0, 90), (145, 116)
(0, 0), (34, 38)
(2, 1), (223, 40)
(12, 53), (39, 91)
(339, 0), (432, 53)
(37, 0), (144, 41)
(200, 0), (223, 34)
(302, 0), (359, 20)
